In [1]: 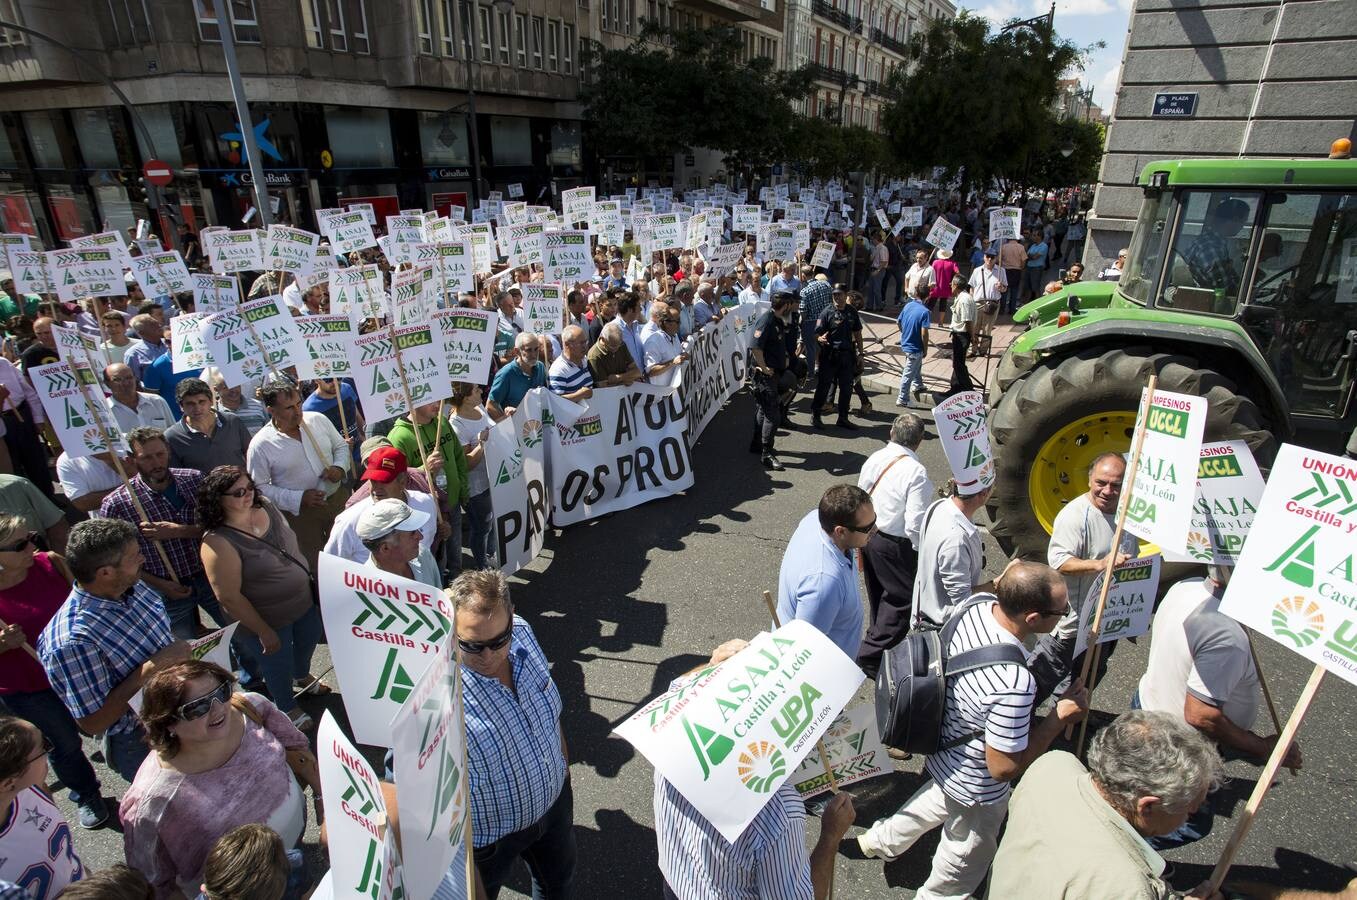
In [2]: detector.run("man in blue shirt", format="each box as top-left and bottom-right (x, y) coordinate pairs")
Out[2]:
(487, 332), (548, 420)
(140, 349), (200, 420)
(767, 260), (801, 300)
(777, 484), (875, 660)
(1023, 228), (1049, 304)
(896, 283), (932, 406)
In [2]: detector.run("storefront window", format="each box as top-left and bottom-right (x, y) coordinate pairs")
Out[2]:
(93, 181), (137, 234)
(45, 186), (95, 241)
(418, 112), (470, 166)
(22, 112), (67, 170)
(490, 116), (531, 167)
(132, 104), (185, 169)
(324, 107), (394, 168)
(548, 121), (581, 167)
(72, 109), (122, 170)
(0, 188), (41, 241)
(0, 127), (18, 169)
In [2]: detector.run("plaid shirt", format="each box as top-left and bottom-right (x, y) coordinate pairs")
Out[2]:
(799, 278), (833, 323)
(37, 581), (173, 735)
(1184, 227), (1241, 293)
(462, 616), (566, 846)
(99, 468), (205, 580)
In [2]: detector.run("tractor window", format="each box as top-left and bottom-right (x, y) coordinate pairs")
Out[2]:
(1242, 190), (1357, 419)
(1118, 190), (1172, 305)
(1159, 190), (1261, 316)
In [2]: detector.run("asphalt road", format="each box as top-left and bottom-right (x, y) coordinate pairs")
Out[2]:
(51, 382), (1356, 898)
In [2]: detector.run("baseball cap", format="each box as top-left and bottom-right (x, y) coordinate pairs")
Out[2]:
(124, 271), (139, 286)
(832, 283), (847, 294)
(363, 446), (408, 483)
(356, 498), (431, 542)
(359, 435), (393, 463)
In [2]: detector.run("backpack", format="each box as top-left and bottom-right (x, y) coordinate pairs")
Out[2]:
(875, 594), (1029, 755)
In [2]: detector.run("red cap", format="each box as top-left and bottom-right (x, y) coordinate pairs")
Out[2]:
(363, 446), (408, 483)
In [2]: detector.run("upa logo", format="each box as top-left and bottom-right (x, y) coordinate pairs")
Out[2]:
(1185, 531), (1213, 561)
(383, 391), (405, 414)
(82, 428), (108, 452)
(521, 418), (544, 449)
(1271, 595), (1324, 648)
(240, 357), (265, 379)
(736, 741), (786, 794)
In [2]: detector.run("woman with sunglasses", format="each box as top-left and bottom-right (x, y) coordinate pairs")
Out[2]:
(120, 660), (318, 900)
(0, 514), (108, 830)
(197, 466), (326, 732)
(0, 716), (86, 898)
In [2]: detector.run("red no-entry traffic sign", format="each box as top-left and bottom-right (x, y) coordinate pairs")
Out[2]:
(142, 159), (174, 187)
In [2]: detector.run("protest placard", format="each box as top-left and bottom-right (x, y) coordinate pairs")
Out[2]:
(988, 207), (1023, 242)
(933, 390), (995, 492)
(391, 265), (436, 326)
(590, 201), (624, 246)
(29, 360), (127, 458)
(647, 213), (683, 251)
(522, 284), (565, 337)
(263, 224), (320, 274)
(48, 248), (125, 301)
(50, 323), (109, 372)
(205, 229), (265, 274)
(502, 222), (545, 269)
(294, 314), (358, 381)
(561, 186), (595, 224)
(70, 230), (133, 271)
(197, 295), (305, 387)
(351, 322), (453, 422)
(1163, 440), (1265, 566)
(169, 313), (211, 373)
(544, 230), (593, 283)
(810, 241), (835, 269)
(321, 210), (378, 255)
(191, 273), (238, 313)
(432, 307), (498, 386)
(1073, 555), (1163, 658)
(702, 241), (746, 280)
(413, 241), (476, 297)
(790, 702), (889, 798)
(129, 622), (239, 714)
(614, 619), (864, 842)
(129, 251), (193, 298)
(899, 206), (923, 227)
(329, 264), (388, 320)
(1121, 387), (1207, 555)
(732, 205), (763, 234)
(317, 713), (405, 899)
(874, 209), (890, 230)
(0, 233), (30, 271)
(9, 251), (53, 295)
(924, 217), (961, 252)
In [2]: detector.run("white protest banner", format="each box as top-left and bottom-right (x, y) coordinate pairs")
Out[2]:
(1121, 387), (1207, 555)
(521, 284), (565, 337)
(198, 295), (305, 387)
(433, 307), (499, 386)
(590, 201), (624, 246)
(390, 265), (436, 326)
(899, 206), (924, 227)
(988, 207), (1023, 242)
(499, 201), (527, 226)
(561, 185), (595, 224)
(702, 241), (747, 280)
(614, 619), (864, 842)
(1073, 555), (1163, 658)
(48, 248), (125, 301)
(192, 273), (238, 313)
(10, 251), (53, 295)
(766, 227), (799, 260)
(413, 241), (476, 297)
(130, 251), (193, 296)
(70, 230), (133, 271)
(317, 552), (452, 746)
(1218, 445), (1357, 686)
(503, 222), (545, 269)
(263, 224), (320, 274)
(169, 313), (211, 373)
(678, 302), (761, 445)
(321, 210), (378, 255)
(329, 264), (388, 320)
(546, 383), (694, 527)
(29, 360), (127, 458)
(544, 231), (593, 284)
(297, 242), (339, 292)
(351, 322), (453, 422)
(317, 713), (405, 899)
(1164, 440), (1266, 566)
(391, 635), (470, 900)
(790, 702), (889, 798)
(460, 226), (497, 274)
(294, 315), (358, 381)
(386, 215), (425, 248)
(924, 217), (961, 252)
(933, 390), (995, 492)
(485, 389), (575, 575)
(206, 229), (265, 274)
(810, 241), (835, 269)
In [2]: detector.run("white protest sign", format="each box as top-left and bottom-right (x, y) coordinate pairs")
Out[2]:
(47, 248), (125, 301)
(647, 213), (683, 250)
(810, 241), (835, 269)
(206, 229), (265, 274)
(412, 241), (476, 297)
(130, 251), (193, 297)
(899, 206), (924, 227)
(70, 230), (133, 271)
(614, 620), (864, 842)
(0, 233), (31, 272)
(790, 702), (889, 798)
(49, 323), (106, 372)
(590, 201), (624, 246)
(544, 231), (593, 284)
(263, 224), (320, 274)
(390, 265), (436, 326)
(766, 227), (799, 260)
(191, 273), (238, 314)
(10, 251), (53, 295)
(933, 390), (995, 491)
(433, 307), (498, 386)
(329, 265), (388, 320)
(1073, 555), (1163, 658)
(702, 241), (747, 280)
(503, 222), (545, 269)
(129, 622), (239, 714)
(1164, 440), (1266, 566)
(169, 313), (211, 373)
(521, 284), (565, 337)
(29, 360), (127, 458)
(293, 314), (357, 381)
(317, 713), (405, 899)
(924, 217), (961, 252)
(561, 186), (595, 224)
(321, 210), (378, 255)
(508, 182), (524, 199)
(316, 552), (451, 746)
(1219, 445), (1357, 686)
(198, 295), (305, 387)
(988, 207), (1023, 242)
(1121, 387), (1207, 555)
(351, 322), (453, 422)
(874, 209), (890, 230)
(390, 635), (469, 900)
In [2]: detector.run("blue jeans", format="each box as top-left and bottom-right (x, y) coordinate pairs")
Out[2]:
(475, 778), (576, 900)
(1023, 265), (1045, 302)
(898, 351), (924, 400)
(231, 605), (324, 716)
(466, 490), (496, 570)
(164, 573), (228, 640)
(866, 269), (887, 310)
(1, 689), (101, 804)
(104, 724), (151, 783)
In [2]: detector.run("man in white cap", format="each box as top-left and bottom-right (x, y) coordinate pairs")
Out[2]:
(326, 445), (439, 564)
(357, 497), (442, 589)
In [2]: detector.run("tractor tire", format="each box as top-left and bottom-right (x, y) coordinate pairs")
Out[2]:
(987, 345), (1277, 561)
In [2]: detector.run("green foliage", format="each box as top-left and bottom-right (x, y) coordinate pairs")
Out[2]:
(792, 118), (897, 178)
(1030, 117), (1105, 188)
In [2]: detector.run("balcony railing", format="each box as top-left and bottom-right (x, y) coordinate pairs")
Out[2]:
(812, 0), (863, 33)
(805, 62), (859, 87)
(870, 26), (909, 56)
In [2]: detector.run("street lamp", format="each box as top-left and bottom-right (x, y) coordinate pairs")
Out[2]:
(466, 0), (516, 208)
(1059, 140), (1075, 158)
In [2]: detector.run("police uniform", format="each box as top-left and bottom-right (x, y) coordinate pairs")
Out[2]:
(750, 309), (794, 459)
(811, 301), (861, 426)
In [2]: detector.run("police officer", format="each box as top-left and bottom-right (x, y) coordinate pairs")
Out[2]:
(812, 283), (863, 430)
(749, 292), (797, 471)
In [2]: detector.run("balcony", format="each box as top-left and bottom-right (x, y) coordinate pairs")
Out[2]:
(870, 26), (909, 56)
(812, 0), (863, 34)
(676, 0), (769, 23)
(805, 62), (859, 87)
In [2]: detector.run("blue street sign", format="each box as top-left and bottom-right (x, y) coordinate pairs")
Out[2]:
(1151, 92), (1198, 118)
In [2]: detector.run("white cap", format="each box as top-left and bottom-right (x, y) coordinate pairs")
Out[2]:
(356, 498), (431, 543)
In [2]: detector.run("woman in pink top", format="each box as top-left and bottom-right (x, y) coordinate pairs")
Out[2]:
(120, 660), (320, 899)
(929, 249), (960, 325)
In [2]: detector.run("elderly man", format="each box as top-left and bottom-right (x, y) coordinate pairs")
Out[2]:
(37, 518), (189, 781)
(123, 313), (168, 383)
(913, 478), (994, 629)
(670, 283), (698, 340)
(164, 377), (252, 475)
(855, 414), (933, 677)
(488, 332), (549, 421)
(1100, 247), (1128, 282)
(103, 363), (174, 433)
(587, 321), (643, 388)
(326, 446), (439, 564)
(990, 710), (1224, 900)
(19, 316), (59, 373)
(548, 325), (594, 402)
(641, 301), (687, 388)
(768, 260), (801, 301)
(612, 292), (647, 377)
(359, 497), (440, 589)
(203, 367), (269, 436)
(778, 485), (874, 660)
(693, 282), (720, 331)
(1030, 451), (1139, 703)
(450, 569), (575, 898)
(246, 380), (350, 566)
(968, 249), (1007, 356)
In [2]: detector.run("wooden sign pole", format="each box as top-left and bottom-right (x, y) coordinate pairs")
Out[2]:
(0, 615), (42, 662)
(388, 323), (445, 530)
(1247, 631), (1297, 777)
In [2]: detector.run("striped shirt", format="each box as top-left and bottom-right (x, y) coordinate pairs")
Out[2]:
(924, 601), (1034, 806)
(547, 356), (593, 396)
(462, 615), (566, 846)
(99, 468), (205, 579)
(655, 776), (812, 900)
(37, 581), (174, 735)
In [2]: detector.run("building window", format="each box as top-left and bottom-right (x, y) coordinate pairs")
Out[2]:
(562, 23), (573, 74)
(600, 0), (608, 31)
(460, 0), (473, 55)
(324, 106), (395, 167)
(326, 0), (346, 49)
(496, 9), (510, 63)
(478, 5), (492, 61)
(352, 0), (370, 52)
(441, 0), (457, 55)
(514, 12), (527, 65)
(105, 0), (155, 44)
(0, 0), (26, 46)
(415, 0), (435, 53)
(547, 20), (559, 72)
(300, 0), (323, 47)
(530, 16), (544, 69)
(193, 0), (260, 43)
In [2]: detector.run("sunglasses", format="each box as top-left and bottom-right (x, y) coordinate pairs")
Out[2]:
(24, 736), (54, 767)
(457, 618), (514, 655)
(1040, 605), (1072, 619)
(0, 532), (37, 553)
(177, 681), (233, 721)
(221, 485), (255, 499)
(844, 517), (877, 535)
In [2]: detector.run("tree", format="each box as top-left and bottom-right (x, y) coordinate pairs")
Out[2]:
(1029, 117), (1105, 189)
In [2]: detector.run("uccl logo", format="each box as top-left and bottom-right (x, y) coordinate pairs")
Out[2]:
(1271, 596), (1324, 648)
(737, 741), (786, 794)
(558, 415), (601, 445)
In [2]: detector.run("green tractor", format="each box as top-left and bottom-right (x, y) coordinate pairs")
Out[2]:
(988, 151), (1357, 560)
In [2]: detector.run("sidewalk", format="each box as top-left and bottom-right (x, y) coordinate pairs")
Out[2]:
(857, 305), (1026, 403)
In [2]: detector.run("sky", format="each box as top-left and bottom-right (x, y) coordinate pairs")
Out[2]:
(956, 0), (1134, 114)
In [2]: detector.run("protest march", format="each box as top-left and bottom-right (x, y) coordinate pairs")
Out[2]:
(0, 174), (1353, 900)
